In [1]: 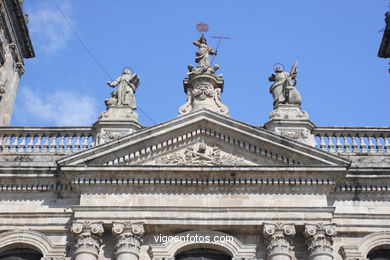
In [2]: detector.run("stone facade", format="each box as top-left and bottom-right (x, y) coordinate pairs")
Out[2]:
(0, 0), (35, 126)
(1, 11), (390, 260)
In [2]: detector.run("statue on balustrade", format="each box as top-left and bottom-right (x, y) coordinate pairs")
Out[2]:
(106, 68), (139, 110)
(268, 62), (302, 107)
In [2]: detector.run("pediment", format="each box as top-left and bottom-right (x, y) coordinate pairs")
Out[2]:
(119, 138), (276, 166)
(57, 110), (350, 167)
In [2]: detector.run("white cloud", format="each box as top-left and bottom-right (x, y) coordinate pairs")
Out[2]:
(16, 88), (98, 126)
(28, 0), (74, 55)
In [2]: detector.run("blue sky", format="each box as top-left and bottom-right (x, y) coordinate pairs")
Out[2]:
(12, 0), (390, 127)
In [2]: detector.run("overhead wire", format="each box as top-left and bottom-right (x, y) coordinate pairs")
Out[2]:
(53, 0), (157, 125)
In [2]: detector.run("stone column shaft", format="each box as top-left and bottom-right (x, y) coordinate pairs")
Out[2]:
(71, 221), (104, 260)
(304, 223), (336, 260)
(112, 222), (145, 260)
(263, 223), (296, 260)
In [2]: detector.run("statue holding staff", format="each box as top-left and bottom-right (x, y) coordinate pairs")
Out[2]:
(193, 35), (217, 68)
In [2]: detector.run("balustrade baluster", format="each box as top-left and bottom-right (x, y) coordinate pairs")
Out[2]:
(319, 135), (327, 150)
(0, 135), (4, 151)
(335, 134), (343, 152)
(42, 135), (50, 152)
(375, 136), (383, 153)
(10, 136), (19, 152)
(4, 135), (11, 152)
(367, 136), (375, 153)
(344, 134), (352, 152)
(58, 136), (65, 152)
(49, 136), (57, 152)
(27, 135), (35, 152)
(65, 135), (73, 152)
(384, 135), (390, 153)
(360, 135), (368, 153)
(328, 135), (336, 152)
(74, 134), (81, 151)
(351, 135), (359, 152)
(34, 134), (42, 152)
(18, 135), (27, 152)
(82, 135), (89, 150)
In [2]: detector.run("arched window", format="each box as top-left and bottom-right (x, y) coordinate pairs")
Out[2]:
(176, 248), (231, 260)
(0, 248), (43, 260)
(367, 247), (390, 260)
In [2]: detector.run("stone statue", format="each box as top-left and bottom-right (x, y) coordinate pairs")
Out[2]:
(268, 62), (302, 107)
(193, 35), (217, 68)
(106, 68), (139, 110)
(178, 36), (229, 116)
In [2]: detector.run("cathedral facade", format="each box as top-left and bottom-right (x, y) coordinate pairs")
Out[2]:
(1, 2), (390, 260)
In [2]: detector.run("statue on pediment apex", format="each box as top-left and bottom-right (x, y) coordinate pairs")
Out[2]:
(193, 35), (217, 68)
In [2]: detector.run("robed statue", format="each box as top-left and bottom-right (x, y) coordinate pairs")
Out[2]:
(268, 62), (302, 107)
(106, 68), (139, 110)
(193, 35), (217, 68)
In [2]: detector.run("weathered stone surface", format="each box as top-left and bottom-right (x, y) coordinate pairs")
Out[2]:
(178, 36), (229, 116)
(0, 0), (34, 126)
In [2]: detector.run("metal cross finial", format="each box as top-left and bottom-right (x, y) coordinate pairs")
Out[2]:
(211, 34), (231, 65)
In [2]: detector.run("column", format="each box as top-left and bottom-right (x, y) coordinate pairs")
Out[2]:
(304, 223), (336, 260)
(263, 223), (296, 260)
(112, 222), (145, 260)
(71, 221), (104, 260)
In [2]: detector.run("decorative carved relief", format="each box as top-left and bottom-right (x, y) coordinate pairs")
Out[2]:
(112, 222), (145, 257)
(153, 141), (246, 166)
(263, 223), (296, 258)
(191, 83), (215, 100)
(276, 128), (310, 142)
(71, 221), (104, 257)
(304, 223), (336, 258)
(96, 129), (134, 145)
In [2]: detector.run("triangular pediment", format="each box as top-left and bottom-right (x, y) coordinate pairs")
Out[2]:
(57, 110), (350, 167)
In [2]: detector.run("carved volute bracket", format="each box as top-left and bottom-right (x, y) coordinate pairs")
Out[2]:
(112, 222), (145, 260)
(263, 223), (296, 260)
(304, 223), (336, 260)
(71, 221), (104, 259)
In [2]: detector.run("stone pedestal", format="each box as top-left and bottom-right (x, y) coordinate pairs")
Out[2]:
(71, 222), (104, 260)
(178, 72), (229, 116)
(112, 222), (145, 260)
(93, 119), (142, 146)
(263, 223), (296, 260)
(264, 104), (315, 146)
(93, 105), (142, 145)
(304, 224), (336, 260)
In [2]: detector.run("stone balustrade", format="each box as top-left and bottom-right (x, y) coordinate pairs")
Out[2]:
(314, 127), (390, 153)
(1, 126), (390, 155)
(0, 127), (94, 153)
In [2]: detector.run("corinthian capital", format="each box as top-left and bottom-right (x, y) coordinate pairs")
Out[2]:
(263, 223), (296, 258)
(71, 221), (104, 257)
(112, 222), (145, 258)
(304, 223), (336, 259)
